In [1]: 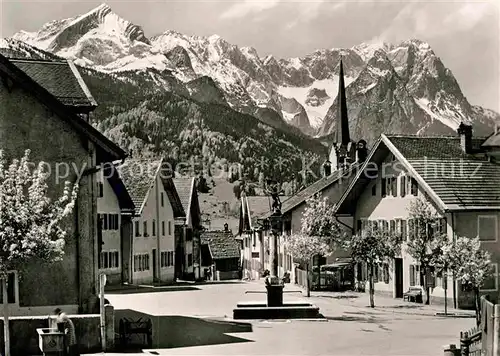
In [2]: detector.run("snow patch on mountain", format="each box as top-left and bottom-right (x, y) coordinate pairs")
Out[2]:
(415, 97), (470, 130)
(278, 77), (354, 128)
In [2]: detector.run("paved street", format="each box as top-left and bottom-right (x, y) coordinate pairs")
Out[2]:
(103, 281), (475, 355)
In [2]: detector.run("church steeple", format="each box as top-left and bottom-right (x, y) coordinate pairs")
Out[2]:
(337, 58), (350, 147)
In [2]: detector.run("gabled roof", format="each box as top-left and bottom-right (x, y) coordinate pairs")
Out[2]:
(172, 177), (198, 225)
(260, 163), (360, 219)
(118, 158), (185, 217)
(335, 134), (500, 214)
(239, 195), (277, 234)
(0, 53), (125, 161)
(200, 230), (240, 260)
(103, 164), (135, 215)
(9, 58), (97, 109)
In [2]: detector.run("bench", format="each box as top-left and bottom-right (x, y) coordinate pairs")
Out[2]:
(403, 286), (423, 303)
(118, 317), (152, 348)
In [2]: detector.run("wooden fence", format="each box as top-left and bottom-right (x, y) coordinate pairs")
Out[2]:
(456, 296), (499, 356)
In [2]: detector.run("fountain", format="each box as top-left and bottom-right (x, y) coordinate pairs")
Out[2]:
(233, 179), (323, 320)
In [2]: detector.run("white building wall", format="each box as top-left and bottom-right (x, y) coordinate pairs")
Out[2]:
(97, 176), (121, 283)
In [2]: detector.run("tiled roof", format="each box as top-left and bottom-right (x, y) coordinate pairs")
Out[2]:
(0, 53), (125, 160)
(482, 132), (500, 147)
(172, 178), (193, 213)
(119, 159), (161, 215)
(200, 230), (240, 260)
(260, 163), (361, 219)
(10, 59), (96, 108)
(386, 135), (500, 209)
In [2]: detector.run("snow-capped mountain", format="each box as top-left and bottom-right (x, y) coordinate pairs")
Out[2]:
(5, 3), (499, 142)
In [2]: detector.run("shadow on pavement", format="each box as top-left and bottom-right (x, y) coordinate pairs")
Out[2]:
(107, 286), (201, 295)
(115, 309), (253, 351)
(316, 294), (359, 300)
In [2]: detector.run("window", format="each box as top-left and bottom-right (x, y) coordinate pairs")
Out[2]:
(391, 177), (397, 197)
(143, 221), (148, 237)
(186, 229), (193, 241)
(187, 253), (193, 267)
(168, 221), (172, 236)
(162, 221), (165, 236)
(371, 183), (377, 196)
(389, 220), (395, 234)
(401, 220), (407, 240)
(478, 216), (498, 242)
(161, 251), (175, 268)
(98, 214), (119, 231)
(381, 178), (387, 197)
(152, 220), (156, 236)
(99, 251), (119, 269)
(410, 177), (418, 196)
(408, 219), (415, 241)
(481, 263), (498, 291)
(97, 182), (104, 198)
(134, 253), (150, 272)
(400, 176), (407, 197)
(135, 221), (140, 237)
(357, 220), (362, 233)
(410, 265), (420, 286)
(161, 192), (164, 207)
(0, 272), (17, 304)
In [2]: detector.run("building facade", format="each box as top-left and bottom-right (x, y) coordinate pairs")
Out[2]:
(120, 159), (185, 285)
(336, 128), (500, 308)
(96, 165), (135, 285)
(0, 53), (126, 315)
(173, 178), (203, 281)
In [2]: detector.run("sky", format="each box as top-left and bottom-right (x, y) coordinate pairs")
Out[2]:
(1, 0), (499, 111)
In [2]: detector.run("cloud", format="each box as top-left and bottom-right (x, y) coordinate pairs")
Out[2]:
(219, 0), (281, 20)
(375, 1), (494, 43)
(220, 0), (336, 22)
(285, 0), (344, 29)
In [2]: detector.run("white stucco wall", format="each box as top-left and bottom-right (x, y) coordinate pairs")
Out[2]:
(353, 154), (453, 300)
(97, 176), (121, 281)
(132, 174), (176, 284)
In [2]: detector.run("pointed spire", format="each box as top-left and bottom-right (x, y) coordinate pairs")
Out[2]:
(337, 58), (350, 147)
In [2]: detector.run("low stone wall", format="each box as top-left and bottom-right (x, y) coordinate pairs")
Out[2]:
(216, 270), (239, 280)
(0, 305), (114, 355)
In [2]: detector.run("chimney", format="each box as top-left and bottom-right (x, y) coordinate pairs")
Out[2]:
(224, 222), (229, 232)
(356, 140), (368, 163)
(322, 159), (332, 178)
(457, 122), (473, 153)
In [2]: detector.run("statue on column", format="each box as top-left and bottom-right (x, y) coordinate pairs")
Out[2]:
(265, 179), (284, 214)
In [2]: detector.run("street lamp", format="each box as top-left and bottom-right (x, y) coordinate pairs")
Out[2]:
(263, 178), (285, 306)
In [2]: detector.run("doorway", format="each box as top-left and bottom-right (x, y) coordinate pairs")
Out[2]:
(152, 249), (157, 282)
(394, 258), (403, 298)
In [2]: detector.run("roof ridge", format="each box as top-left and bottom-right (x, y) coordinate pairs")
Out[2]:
(9, 58), (68, 64)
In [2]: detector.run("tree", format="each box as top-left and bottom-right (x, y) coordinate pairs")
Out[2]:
(0, 150), (78, 356)
(284, 233), (334, 297)
(301, 194), (344, 290)
(284, 195), (343, 296)
(406, 197), (448, 305)
(345, 226), (401, 307)
(444, 236), (491, 326)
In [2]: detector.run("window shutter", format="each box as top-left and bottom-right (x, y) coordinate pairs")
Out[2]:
(440, 218), (447, 234)
(390, 220), (395, 235)
(391, 177), (397, 197)
(381, 178), (387, 197)
(357, 220), (362, 233)
(401, 176), (406, 197)
(410, 265), (415, 286)
(411, 178), (418, 196)
(408, 219), (415, 241)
